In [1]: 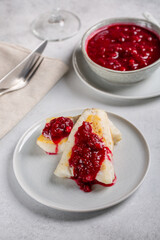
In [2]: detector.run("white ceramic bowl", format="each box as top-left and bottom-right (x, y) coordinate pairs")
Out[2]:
(81, 18), (160, 84)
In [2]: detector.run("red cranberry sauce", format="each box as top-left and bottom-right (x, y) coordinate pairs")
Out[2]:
(45, 152), (57, 155)
(86, 24), (160, 71)
(69, 121), (114, 192)
(42, 117), (73, 153)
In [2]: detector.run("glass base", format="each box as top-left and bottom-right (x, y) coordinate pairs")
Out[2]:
(31, 10), (81, 41)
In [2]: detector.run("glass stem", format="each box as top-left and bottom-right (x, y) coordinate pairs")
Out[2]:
(48, 3), (64, 25)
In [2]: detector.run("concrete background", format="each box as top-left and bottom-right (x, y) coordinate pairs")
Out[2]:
(0, 0), (160, 239)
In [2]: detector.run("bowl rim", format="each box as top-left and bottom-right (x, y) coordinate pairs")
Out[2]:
(81, 17), (160, 74)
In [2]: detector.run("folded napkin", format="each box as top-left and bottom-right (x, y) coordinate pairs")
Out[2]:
(0, 41), (68, 139)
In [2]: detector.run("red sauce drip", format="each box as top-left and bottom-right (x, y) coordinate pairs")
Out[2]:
(69, 121), (115, 192)
(94, 174), (116, 187)
(45, 152), (57, 155)
(42, 117), (73, 153)
(87, 24), (160, 71)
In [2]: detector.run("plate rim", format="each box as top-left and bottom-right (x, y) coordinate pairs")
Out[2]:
(13, 108), (150, 212)
(72, 43), (160, 100)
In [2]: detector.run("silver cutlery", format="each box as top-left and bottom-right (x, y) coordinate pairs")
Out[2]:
(0, 40), (48, 96)
(0, 56), (44, 96)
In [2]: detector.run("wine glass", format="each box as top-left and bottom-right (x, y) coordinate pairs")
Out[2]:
(31, 1), (81, 41)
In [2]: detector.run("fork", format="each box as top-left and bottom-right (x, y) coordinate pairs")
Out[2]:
(0, 56), (44, 96)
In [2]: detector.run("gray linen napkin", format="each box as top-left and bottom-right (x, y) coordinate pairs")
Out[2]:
(0, 41), (68, 139)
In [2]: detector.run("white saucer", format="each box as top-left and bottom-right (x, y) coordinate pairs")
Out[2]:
(72, 44), (160, 100)
(13, 109), (150, 212)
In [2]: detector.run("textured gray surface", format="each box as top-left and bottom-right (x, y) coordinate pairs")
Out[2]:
(0, 0), (160, 239)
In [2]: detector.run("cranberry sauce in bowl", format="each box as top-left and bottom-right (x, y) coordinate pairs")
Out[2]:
(81, 18), (160, 84)
(86, 24), (160, 71)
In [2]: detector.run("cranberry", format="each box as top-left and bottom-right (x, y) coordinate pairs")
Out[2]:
(98, 58), (107, 67)
(100, 47), (106, 54)
(119, 37), (125, 42)
(142, 53), (149, 60)
(131, 63), (139, 70)
(147, 36), (152, 41)
(115, 46), (123, 51)
(115, 26), (120, 30)
(139, 59), (148, 67)
(87, 24), (160, 71)
(132, 36), (141, 42)
(42, 117), (73, 144)
(123, 58), (127, 62)
(131, 49), (138, 56)
(66, 126), (72, 132)
(69, 121), (112, 192)
(129, 59), (135, 65)
(124, 27), (129, 31)
(149, 47), (154, 52)
(120, 66), (126, 71)
(113, 61), (121, 70)
(110, 51), (119, 59)
(141, 48), (146, 52)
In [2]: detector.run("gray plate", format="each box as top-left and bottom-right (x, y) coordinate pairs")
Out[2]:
(13, 109), (150, 212)
(72, 44), (160, 100)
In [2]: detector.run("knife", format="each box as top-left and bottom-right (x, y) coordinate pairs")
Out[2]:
(0, 40), (48, 89)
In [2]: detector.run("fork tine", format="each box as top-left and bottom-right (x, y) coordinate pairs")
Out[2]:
(0, 55), (43, 90)
(0, 56), (44, 96)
